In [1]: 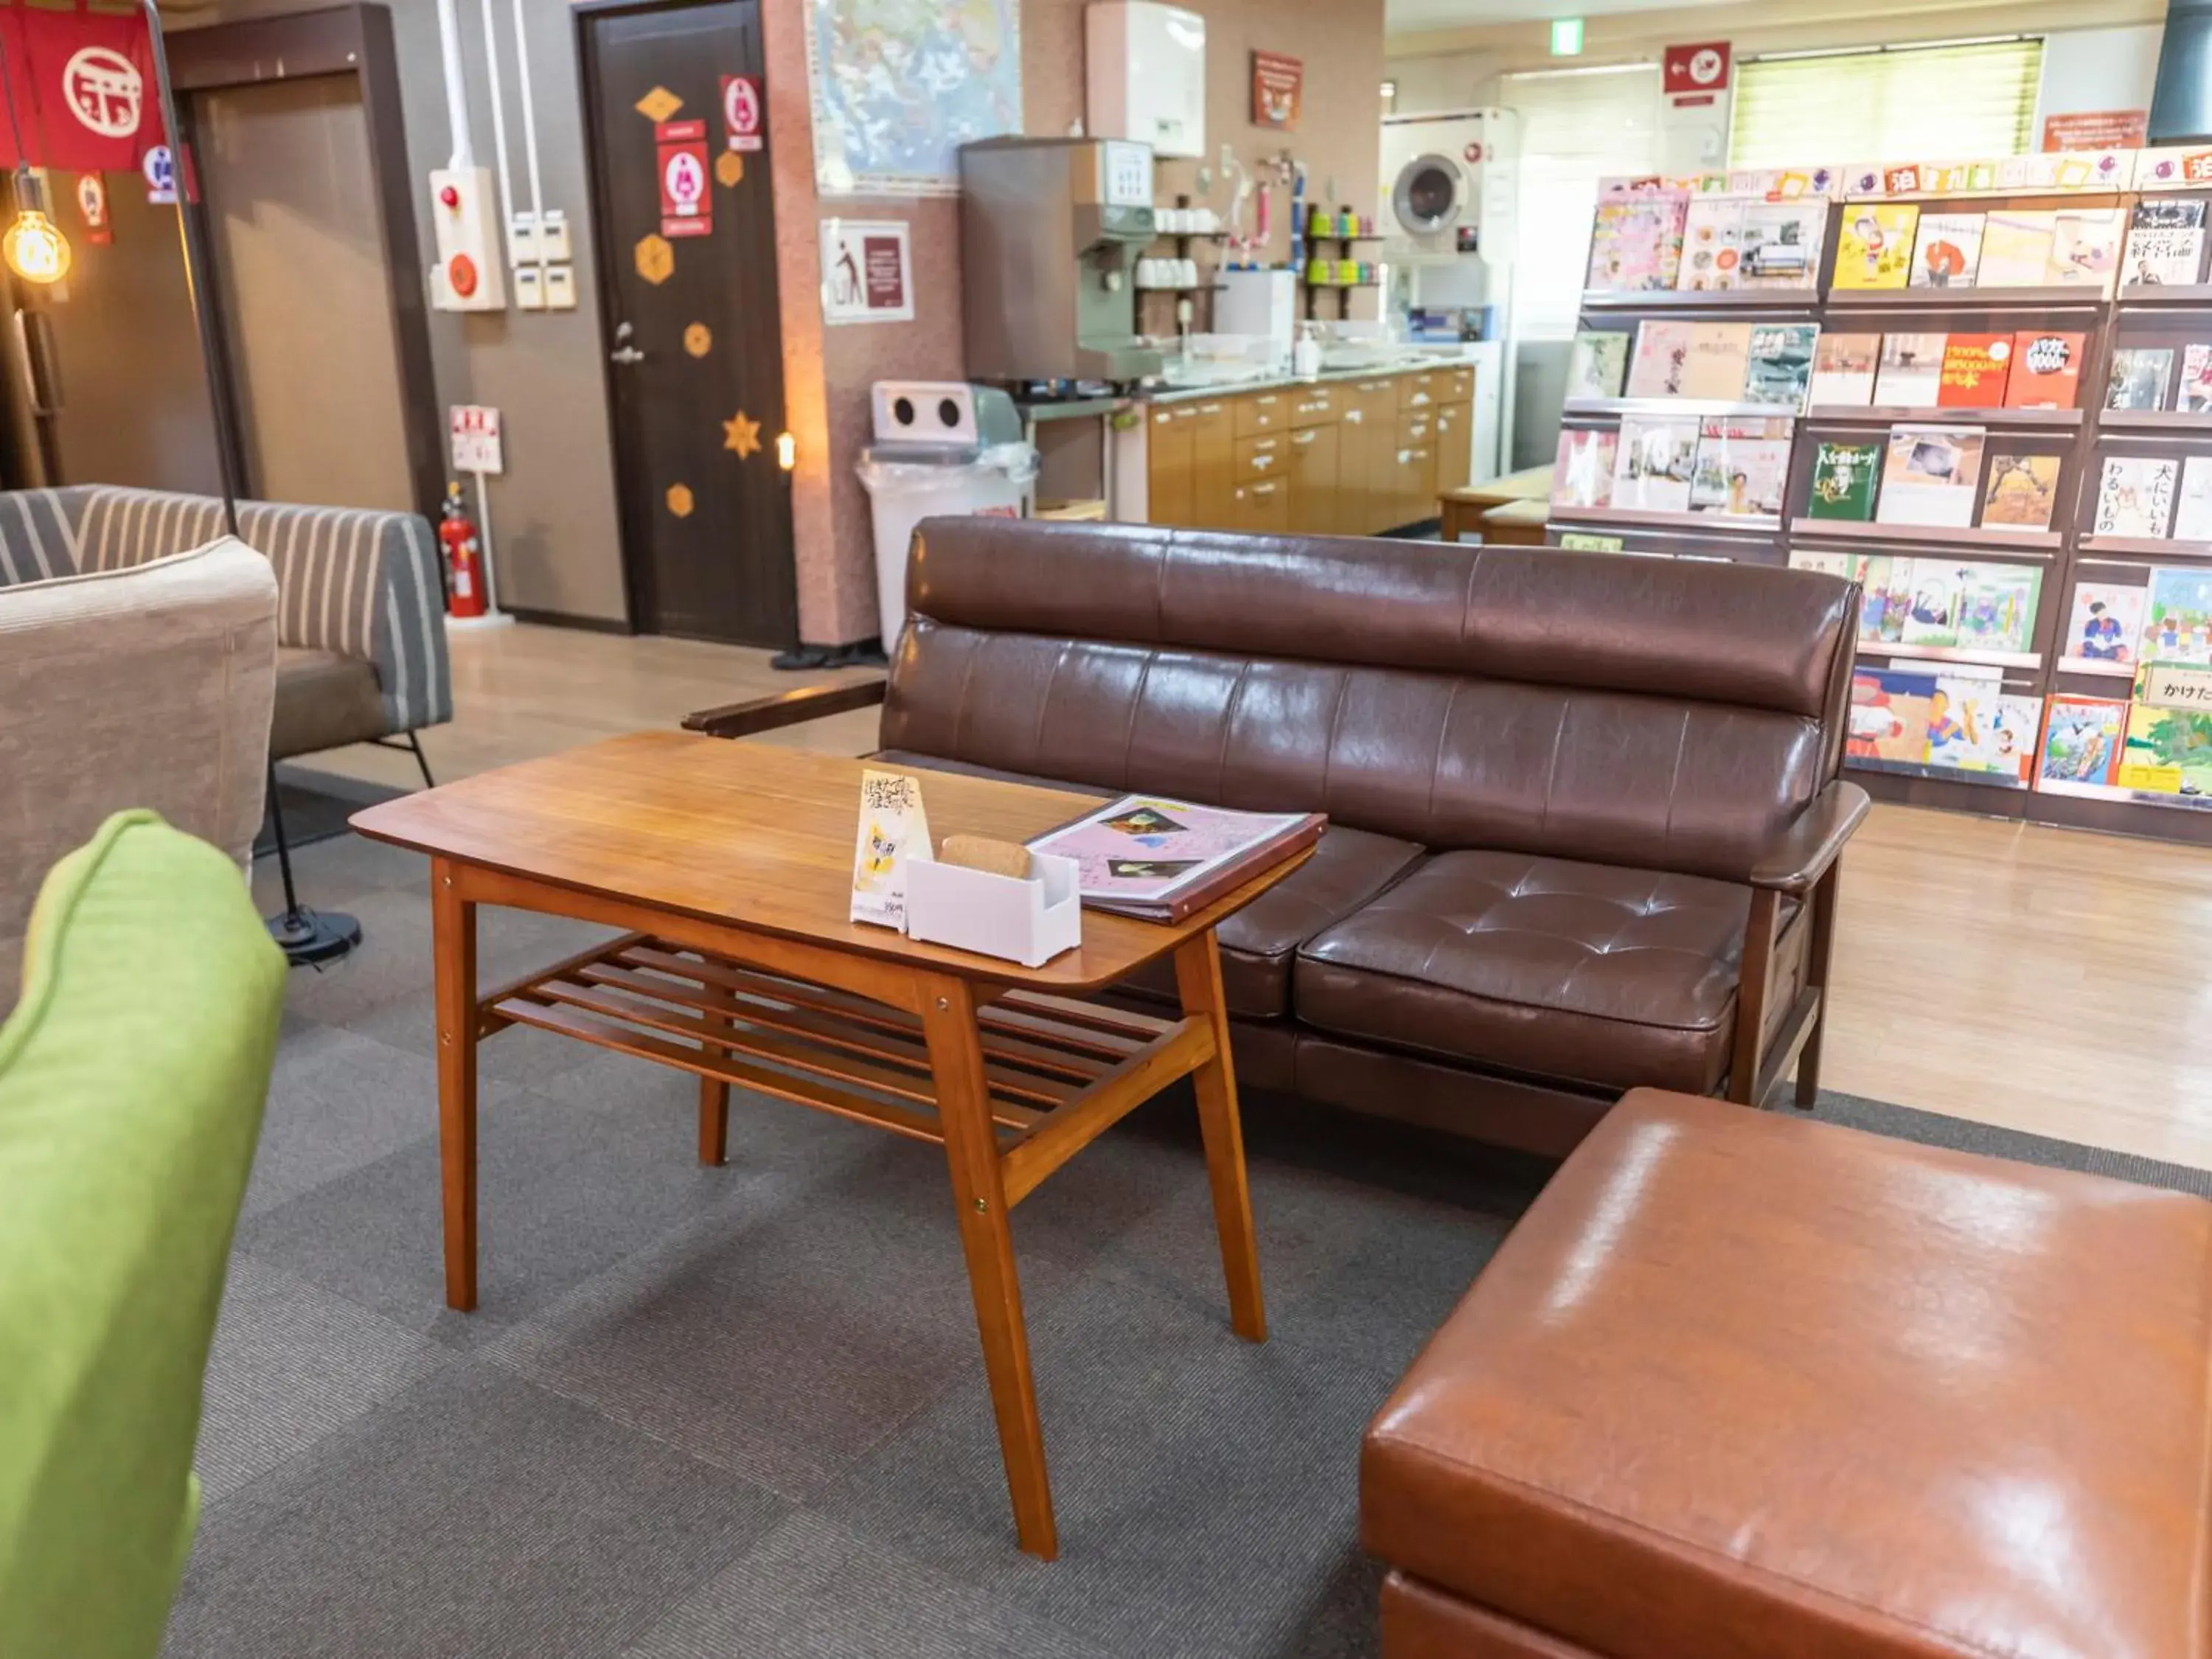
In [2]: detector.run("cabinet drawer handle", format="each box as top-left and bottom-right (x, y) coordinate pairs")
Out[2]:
(1198, 402), (1223, 414)
(1293, 431), (1316, 445)
(1409, 392), (1431, 406)
(1154, 412), (1173, 425)
(1252, 481), (1277, 496)
(1254, 394), (1278, 406)
(1344, 410), (1362, 423)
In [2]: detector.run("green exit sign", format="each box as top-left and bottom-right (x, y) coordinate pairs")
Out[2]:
(1550, 16), (1585, 55)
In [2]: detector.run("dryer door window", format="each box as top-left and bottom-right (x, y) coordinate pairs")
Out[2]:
(1392, 154), (1464, 235)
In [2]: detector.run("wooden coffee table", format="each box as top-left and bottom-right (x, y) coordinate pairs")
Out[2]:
(349, 733), (1309, 1559)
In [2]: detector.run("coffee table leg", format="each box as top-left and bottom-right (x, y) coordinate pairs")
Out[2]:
(922, 974), (1057, 1560)
(1172, 931), (1267, 1343)
(431, 859), (479, 1312)
(698, 1001), (731, 1166)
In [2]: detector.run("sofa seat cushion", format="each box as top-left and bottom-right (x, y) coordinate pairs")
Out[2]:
(270, 647), (386, 760)
(1296, 852), (1780, 1094)
(1361, 1089), (2212, 1659)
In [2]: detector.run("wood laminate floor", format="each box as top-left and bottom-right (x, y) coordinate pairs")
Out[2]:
(313, 622), (2212, 1172)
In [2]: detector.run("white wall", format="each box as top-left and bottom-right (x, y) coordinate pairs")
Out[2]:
(2036, 24), (2163, 127)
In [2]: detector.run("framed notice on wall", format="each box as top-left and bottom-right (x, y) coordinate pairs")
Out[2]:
(820, 218), (914, 324)
(1251, 51), (1301, 131)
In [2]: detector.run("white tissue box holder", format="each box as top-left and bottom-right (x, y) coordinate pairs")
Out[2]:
(903, 852), (1082, 968)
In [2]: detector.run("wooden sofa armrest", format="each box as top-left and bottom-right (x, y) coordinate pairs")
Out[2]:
(1748, 782), (1870, 897)
(683, 677), (887, 739)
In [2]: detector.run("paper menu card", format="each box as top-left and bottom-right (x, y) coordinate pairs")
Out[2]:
(850, 769), (933, 930)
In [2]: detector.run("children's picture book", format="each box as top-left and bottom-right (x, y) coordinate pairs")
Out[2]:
(1859, 554), (1908, 642)
(1551, 428), (1618, 509)
(1874, 333), (1947, 406)
(1681, 322), (1756, 400)
(1566, 330), (1631, 401)
(2106, 347), (2175, 411)
(1924, 678), (2039, 784)
(1877, 425), (1985, 528)
(2123, 198), (2208, 287)
(1745, 324), (1818, 411)
(1952, 563), (2043, 654)
(2046, 208), (2123, 290)
(1847, 667), (1942, 767)
(2176, 456), (2212, 543)
(1809, 333), (1880, 407)
(1676, 197), (1746, 291)
(2180, 344), (2212, 415)
(1586, 192), (1688, 291)
(1833, 204), (1919, 290)
(1899, 563), (1968, 646)
(1625, 320), (1697, 397)
(2096, 456), (2180, 538)
(1688, 417), (1792, 518)
(1806, 439), (1882, 521)
(1978, 453), (2062, 531)
(2143, 566), (2212, 662)
(1936, 334), (2013, 407)
(2118, 695), (2212, 798)
(2002, 331), (2087, 408)
(1739, 201), (1826, 287)
(2037, 696), (2127, 787)
(1976, 211), (2058, 286)
(2060, 582), (2146, 667)
(1025, 794), (1324, 920)
(1611, 417), (1700, 512)
(1909, 212), (1986, 288)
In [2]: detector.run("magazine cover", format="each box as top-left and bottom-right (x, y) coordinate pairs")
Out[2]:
(2123, 198), (2208, 286)
(1899, 563), (1969, 647)
(1834, 204), (1919, 290)
(1611, 417), (1700, 511)
(1809, 333), (1880, 407)
(1848, 667), (1943, 765)
(2096, 456), (2180, 538)
(1676, 198), (1746, 291)
(2176, 456), (2212, 543)
(1681, 322), (1755, 400)
(1979, 453), (2062, 531)
(1688, 417), (1791, 517)
(2047, 208), (2124, 289)
(1924, 678), (2039, 783)
(2037, 696), (2127, 787)
(1739, 201), (1825, 287)
(2178, 344), (2212, 414)
(1874, 333), (1947, 406)
(1551, 428), (1618, 509)
(2119, 695), (2212, 797)
(2060, 582), (2146, 666)
(2106, 348), (2175, 411)
(1877, 425), (1986, 528)
(1909, 212), (1986, 288)
(1566, 330), (1631, 401)
(1745, 324), (1818, 411)
(1025, 796), (1315, 912)
(2143, 566), (2212, 662)
(1936, 334), (2013, 406)
(1952, 563), (2043, 653)
(1807, 439), (1882, 521)
(1586, 192), (1688, 291)
(2003, 331), (2087, 408)
(1625, 320), (1697, 397)
(1977, 211), (2058, 286)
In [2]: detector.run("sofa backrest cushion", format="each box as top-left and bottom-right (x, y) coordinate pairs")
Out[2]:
(884, 521), (1857, 884)
(0, 487), (89, 588)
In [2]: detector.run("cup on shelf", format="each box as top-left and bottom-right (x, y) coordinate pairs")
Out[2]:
(1194, 206), (1219, 234)
(1158, 207), (1186, 235)
(1177, 257), (1198, 287)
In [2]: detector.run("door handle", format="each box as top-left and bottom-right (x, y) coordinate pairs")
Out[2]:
(611, 345), (646, 364)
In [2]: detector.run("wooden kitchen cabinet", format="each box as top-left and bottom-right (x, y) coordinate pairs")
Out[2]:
(1433, 399), (1473, 500)
(1146, 406), (1196, 526)
(1231, 476), (1290, 533)
(1338, 378), (1397, 535)
(1190, 400), (1234, 527)
(1234, 389), (1287, 437)
(1286, 422), (1339, 534)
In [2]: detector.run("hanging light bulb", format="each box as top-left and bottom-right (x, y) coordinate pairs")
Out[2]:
(3, 170), (68, 285)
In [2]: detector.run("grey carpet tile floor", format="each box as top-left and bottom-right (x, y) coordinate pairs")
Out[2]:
(164, 830), (2212, 1658)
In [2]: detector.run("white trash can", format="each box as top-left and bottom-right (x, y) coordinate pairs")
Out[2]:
(856, 441), (1037, 651)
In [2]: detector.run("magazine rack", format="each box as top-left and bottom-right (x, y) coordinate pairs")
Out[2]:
(1556, 153), (2212, 846)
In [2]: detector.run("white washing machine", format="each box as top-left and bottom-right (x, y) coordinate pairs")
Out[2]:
(1380, 108), (1516, 262)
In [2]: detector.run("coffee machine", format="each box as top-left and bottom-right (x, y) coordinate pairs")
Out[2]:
(959, 136), (1163, 384)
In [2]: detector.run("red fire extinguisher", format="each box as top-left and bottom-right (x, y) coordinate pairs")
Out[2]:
(439, 481), (486, 619)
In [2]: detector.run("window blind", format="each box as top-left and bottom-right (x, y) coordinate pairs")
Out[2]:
(1501, 65), (1660, 341)
(1729, 39), (2044, 170)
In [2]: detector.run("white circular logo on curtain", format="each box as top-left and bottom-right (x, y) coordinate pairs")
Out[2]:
(63, 46), (143, 139)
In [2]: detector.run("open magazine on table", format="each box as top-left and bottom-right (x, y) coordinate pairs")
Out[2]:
(1025, 795), (1326, 922)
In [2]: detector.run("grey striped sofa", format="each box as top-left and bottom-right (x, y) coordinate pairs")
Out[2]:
(0, 486), (451, 762)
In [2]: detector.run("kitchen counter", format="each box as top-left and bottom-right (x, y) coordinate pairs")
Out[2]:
(1138, 350), (1481, 406)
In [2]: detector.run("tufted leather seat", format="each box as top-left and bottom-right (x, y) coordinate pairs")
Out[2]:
(1298, 853), (1792, 1094)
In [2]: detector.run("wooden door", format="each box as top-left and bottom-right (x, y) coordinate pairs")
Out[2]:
(1148, 406), (1195, 525)
(1287, 422), (1339, 535)
(1190, 400), (1234, 526)
(582, 0), (796, 646)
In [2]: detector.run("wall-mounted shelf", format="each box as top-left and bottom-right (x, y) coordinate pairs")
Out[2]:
(2096, 409), (2212, 432)
(1579, 288), (1819, 312)
(1564, 397), (1803, 418)
(1854, 641), (2044, 669)
(2052, 657), (2137, 678)
(1846, 757), (2028, 789)
(2077, 535), (2212, 558)
(1787, 518), (2063, 552)
(1554, 504), (1781, 532)
(2118, 282), (2212, 305)
(1826, 284), (2108, 307)
(1804, 404), (2082, 427)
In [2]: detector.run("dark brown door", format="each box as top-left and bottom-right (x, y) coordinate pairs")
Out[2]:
(581, 0), (796, 647)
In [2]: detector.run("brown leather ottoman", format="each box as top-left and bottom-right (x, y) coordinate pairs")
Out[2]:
(1362, 1088), (2212, 1659)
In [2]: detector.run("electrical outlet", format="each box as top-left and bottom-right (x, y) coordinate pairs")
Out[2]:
(538, 209), (572, 262)
(512, 264), (545, 310)
(508, 209), (538, 265)
(543, 263), (577, 309)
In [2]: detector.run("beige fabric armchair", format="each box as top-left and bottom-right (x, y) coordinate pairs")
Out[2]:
(0, 538), (277, 1001)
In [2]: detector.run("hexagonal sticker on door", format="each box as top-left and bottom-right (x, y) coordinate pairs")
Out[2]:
(634, 232), (674, 285)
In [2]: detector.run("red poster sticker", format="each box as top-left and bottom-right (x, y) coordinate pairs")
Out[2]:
(656, 118), (711, 238)
(862, 234), (905, 310)
(2039, 108), (2148, 153)
(1250, 51), (1302, 131)
(721, 74), (763, 153)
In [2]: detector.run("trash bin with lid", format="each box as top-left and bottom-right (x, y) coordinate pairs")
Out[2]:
(858, 381), (1036, 652)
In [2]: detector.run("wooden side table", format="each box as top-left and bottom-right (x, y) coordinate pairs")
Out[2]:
(1439, 463), (1554, 543)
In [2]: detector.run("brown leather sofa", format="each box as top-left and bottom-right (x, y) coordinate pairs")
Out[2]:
(689, 520), (1868, 1155)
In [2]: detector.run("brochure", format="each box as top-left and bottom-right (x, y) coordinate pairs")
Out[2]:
(1877, 425), (1986, 528)
(1551, 428), (1618, 509)
(1806, 439), (1882, 521)
(1026, 796), (1323, 922)
(2124, 198), (2208, 286)
(2003, 331), (2087, 409)
(1688, 417), (1792, 517)
(1809, 333), (1880, 407)
(2107, 348), (2175, 411)
(1834, 204), (1919, 290)
(1566, 330), (1631, 400)
(1874, 333), (1947, 406)
(1910, 212), (1985, 288)
(1612, 417), (1700, 511)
